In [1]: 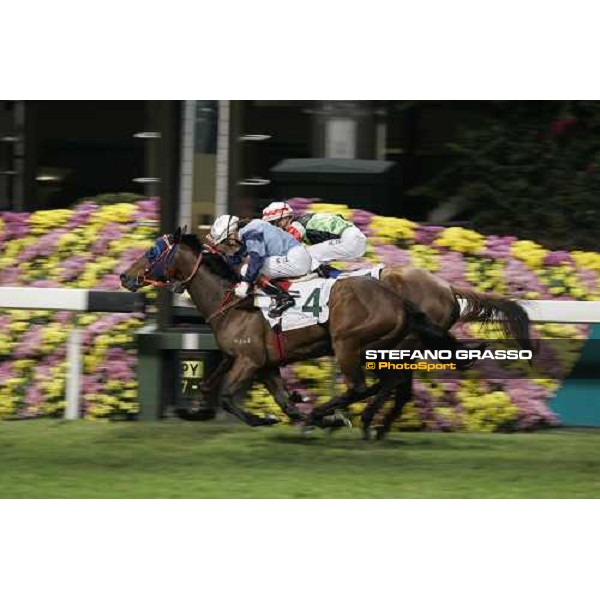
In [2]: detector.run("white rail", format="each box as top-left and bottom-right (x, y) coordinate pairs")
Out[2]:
(2, 288), (600, 421)
(177, 292), (600, 325)
(0, 288), (145, 420)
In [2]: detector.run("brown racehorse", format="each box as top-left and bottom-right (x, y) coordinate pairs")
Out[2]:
(358, 266), (532, 439)
(120, 228), (464, 429)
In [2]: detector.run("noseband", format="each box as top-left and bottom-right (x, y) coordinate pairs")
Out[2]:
(141, 237), (242, 321)
(141, 235), (203, 292)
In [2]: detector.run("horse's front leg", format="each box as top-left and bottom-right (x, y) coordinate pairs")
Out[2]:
(200, 355), (234, 394)
(220, 356), (280, 427)
(260, 367), (306, 424)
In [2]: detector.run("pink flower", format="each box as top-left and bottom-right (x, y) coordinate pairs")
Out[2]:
(415, 225), (443, 245)
(544, 251), (574, 267)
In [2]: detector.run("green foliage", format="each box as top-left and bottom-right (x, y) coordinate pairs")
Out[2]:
(413, 101), (600, 251)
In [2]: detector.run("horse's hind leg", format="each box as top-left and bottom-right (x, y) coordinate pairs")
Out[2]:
(308, 339), (382, 427)
(376, 371), (414, 440)
(361, 378), (398, 441)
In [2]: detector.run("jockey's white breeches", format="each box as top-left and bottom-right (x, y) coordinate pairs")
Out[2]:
(307, 225), (367, 269)
(260, 244), (312, 279)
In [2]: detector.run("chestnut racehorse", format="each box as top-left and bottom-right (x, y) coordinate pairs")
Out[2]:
(120, 228), (465, 430)
(358, 266), (532, 439)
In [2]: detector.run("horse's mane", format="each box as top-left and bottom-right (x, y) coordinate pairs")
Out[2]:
(180, 233), (204, 254)
(180, 233), (239, 282)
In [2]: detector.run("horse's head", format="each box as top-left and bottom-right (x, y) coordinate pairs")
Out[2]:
(120, 226), (193, 292)
(119, 226), (238, 292)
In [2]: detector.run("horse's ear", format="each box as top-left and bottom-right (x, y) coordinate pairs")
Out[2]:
(182, 224), (189, 235)
(173, 226), (182, 243)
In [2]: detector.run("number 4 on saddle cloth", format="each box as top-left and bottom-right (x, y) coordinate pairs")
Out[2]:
(254, 264), (384, 331)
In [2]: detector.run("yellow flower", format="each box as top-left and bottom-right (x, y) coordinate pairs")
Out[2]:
(78, 315), (98, 326)
(370, 215), (416, 243)
(459, 390), (518, 432)
(8, 321), (29, 333)
(56, 232), (79, 252)
(29, 209), (73, 233)
(41, 325), (68, 345)
(435, 227), (485, 253)
(572, 251), (600, 272)
(536, 323), (580, 338)
(308, 203), (353, 220)
(90, 203), (136, 225)
(408, 244), (439, 271)
(84, 355), (99, 373)
(13, 359), (36, 370)
(511, 240), (547, 269)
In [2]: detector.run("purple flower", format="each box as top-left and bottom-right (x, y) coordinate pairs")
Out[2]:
(133, 197), (160, 222)
(14, 325), (44, 358)
(503, 259), (547, 297)
(415, 225), (444, 245)
(0, 267), (22, 285)
(544, 251), (574, 268)
(482, 235), (517, 260)
(437, 252), (469, 287)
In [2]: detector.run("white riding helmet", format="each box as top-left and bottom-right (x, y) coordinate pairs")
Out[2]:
(262, 201), (294, 222)
(210, 214), (240, 244)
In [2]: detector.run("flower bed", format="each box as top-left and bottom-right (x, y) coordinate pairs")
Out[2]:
(247, 198), (600, 432)
(0, 199), (158, 419)
(1, 196), (598, 429)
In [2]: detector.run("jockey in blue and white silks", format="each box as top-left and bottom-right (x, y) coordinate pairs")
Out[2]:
(208, 215), (311, 318)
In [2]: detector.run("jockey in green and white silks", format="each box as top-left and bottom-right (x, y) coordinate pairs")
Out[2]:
(262, 201), (367, 275)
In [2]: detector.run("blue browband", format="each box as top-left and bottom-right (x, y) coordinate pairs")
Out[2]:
(145, 235), (177, 280)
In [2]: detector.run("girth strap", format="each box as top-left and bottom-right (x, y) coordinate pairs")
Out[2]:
(272, 321), (286, 363)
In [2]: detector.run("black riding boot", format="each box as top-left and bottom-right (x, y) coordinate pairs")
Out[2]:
(259, 279), (296, 318)
(316, 264), (342, 279)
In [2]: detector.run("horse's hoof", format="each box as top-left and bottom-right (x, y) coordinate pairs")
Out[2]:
(302, 425), (315, 436)
(322, 414), (352, 429)
(287, 411), (306, 426)
(289, 391), (310, 403)
(375, 427), (387, 441)
(362, 428), (371, 441)
(263, 414), (280, 426)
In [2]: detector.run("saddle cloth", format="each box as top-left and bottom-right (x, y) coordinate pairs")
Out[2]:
(336, 263), (384, 281)
(253, 264), (385, 331)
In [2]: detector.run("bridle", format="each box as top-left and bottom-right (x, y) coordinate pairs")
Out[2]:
(141, 234), (203, 292)
(142, 234), (244, 322)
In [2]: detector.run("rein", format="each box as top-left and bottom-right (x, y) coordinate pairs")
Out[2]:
(141, 237), (252, 329)
(198, 242), (286, 361)
(142, 237), (203, 292)
(206, 291), (247, 323)
(181, 252), (203, 287)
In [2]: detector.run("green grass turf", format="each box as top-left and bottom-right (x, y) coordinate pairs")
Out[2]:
(0, 420), (599, 498)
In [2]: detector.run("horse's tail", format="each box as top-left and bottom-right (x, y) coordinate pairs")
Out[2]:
(451, 286), (533, 353)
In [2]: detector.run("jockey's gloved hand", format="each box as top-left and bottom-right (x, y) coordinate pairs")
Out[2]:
(234, 281), (250, 298)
